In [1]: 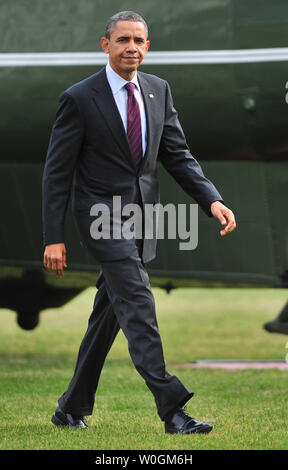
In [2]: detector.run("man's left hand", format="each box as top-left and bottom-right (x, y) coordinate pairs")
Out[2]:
(210, 201), (236, 236)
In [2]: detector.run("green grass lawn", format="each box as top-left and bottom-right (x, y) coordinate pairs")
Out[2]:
(0, 286), (287, 450)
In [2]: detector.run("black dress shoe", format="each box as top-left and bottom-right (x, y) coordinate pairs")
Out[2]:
(263, 319), (288, 335)
(164, 407), (213, 434)
(51, 406), (88, 428)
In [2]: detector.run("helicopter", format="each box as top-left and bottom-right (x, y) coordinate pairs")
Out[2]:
(0, 0), (287, 331)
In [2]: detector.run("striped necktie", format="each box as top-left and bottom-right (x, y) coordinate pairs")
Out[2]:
(125, 82), (142, 166)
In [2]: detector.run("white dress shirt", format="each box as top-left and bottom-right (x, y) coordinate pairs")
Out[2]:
(105, 61), (147, 156)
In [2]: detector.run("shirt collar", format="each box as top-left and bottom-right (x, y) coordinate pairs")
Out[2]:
(106, 62), (140, 95)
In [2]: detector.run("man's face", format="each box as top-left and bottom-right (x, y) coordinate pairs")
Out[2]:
(101, 21), (150, 79)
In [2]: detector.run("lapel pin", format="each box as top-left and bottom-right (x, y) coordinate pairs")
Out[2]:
(148, 93), (155, 99)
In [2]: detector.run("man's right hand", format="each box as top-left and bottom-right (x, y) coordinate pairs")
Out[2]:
(43, 243), (67, 278)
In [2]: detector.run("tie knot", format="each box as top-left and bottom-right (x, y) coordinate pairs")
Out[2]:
(125, 82), (135, 95)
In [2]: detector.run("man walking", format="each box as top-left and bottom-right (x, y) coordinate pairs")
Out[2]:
(43, 11), (236, 434)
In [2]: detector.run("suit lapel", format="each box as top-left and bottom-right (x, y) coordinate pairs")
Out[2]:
(91, 69), (158, 174)
(91, 69), (136, 170)
(137, 73), (157, 174)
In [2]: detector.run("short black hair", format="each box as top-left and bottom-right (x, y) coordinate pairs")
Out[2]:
(105, 11), (148, 39)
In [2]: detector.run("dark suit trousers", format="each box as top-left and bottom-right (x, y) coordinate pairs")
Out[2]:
(58, 243), (194, 420)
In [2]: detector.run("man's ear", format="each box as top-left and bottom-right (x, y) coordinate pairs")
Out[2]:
(146, 40), (150, 52)
(101, 37), (109, 53)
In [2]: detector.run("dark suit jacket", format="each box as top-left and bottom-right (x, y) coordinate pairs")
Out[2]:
(42, 68), (223, 263)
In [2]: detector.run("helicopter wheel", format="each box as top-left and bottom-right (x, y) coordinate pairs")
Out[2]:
(16, 310), (40, 330)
